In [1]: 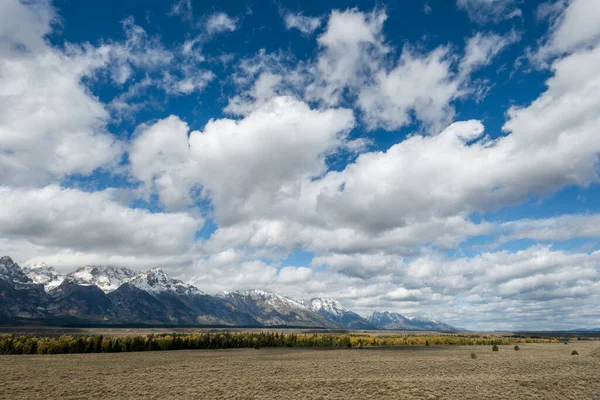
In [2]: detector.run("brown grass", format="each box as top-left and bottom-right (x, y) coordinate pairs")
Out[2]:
(1, 342), (599, 399)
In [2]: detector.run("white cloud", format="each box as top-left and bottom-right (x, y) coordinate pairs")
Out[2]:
(312, 37), (600, 233)
(0, 0), (55, 54)
(460, 31), (520, 75)
(358, 30), (518, 132)
(225, 72), (284, 115)
(169, 0), (193, 21)
(357, 46), (460, 132)
(233, 10), (514, 133)
(129, 116), (195, 210)
(310, 246), (600, 330)
(276, 266), (313, 284)
(104, 16), (174, 84)
(188, 97), (355, 226)
(130, 96), (356, 216)
(102, 17), (214, 95)
(205, 12), (237, 35)
(499, 214), (600, 244)
(284, 12), (322, 35)
(200, 35), (600, 270)
(534, 0), (600, 62)
(456, 0), (522, 23)
(307, 9), (388, 106)
(0, 185), (202, 269)
(0, 0), (123, 186)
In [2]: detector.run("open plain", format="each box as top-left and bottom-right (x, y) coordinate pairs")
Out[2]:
(1, 342), (599, 400)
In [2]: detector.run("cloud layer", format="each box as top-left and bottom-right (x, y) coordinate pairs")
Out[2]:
(1, 0), (600, 330)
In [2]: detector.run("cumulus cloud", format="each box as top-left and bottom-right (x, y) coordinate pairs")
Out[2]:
(129, 116), (195, 210)
(232, 9), (514, 133)
(0, 1), (220, 188)
(352, 28), (518, 132)
(534, 0), (600, 62)
(0, 185), (202, 269)
(311, 246), (600, 330)
(0, 0), (124, 185)
(130, 96), (356, 217)
(357, 46), (460, 132)
(306, 9), (389, 106)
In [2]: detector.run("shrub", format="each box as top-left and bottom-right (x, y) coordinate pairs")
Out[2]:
(514, 345), (520, 351)
(471, 352), (477, 359)
(492, 344), (499, 352)
(571, 350), (579, 355)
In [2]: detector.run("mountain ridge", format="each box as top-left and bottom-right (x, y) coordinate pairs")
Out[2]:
(0, 255), (461, 330)
(306, 297), (378, 330)
(367, 311), (458, 331)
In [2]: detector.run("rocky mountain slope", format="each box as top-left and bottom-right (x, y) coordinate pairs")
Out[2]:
(0, 256), (48, 319)
(218, 290), (338, 328)
(110, 269), (257, 326)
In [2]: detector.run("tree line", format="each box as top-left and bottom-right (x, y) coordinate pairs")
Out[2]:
(0, 332), (567, 355)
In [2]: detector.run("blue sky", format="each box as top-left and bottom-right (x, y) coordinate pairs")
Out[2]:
(1, 0), (600, 330)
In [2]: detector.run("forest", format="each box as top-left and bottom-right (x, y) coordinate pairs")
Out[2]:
(0, 332), (575, 355)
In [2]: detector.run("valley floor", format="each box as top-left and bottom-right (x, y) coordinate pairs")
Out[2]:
(1, 342), (599, 399)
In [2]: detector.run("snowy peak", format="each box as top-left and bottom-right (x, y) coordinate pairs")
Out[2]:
(367, 311), (457, 331)
(307, 297), (348, 317)
(307, 297), (377, 330)
(128, 268), (202, 296)
(65, 265), (138, 293)
(370, 311), (409, 322)
(218, 289), (337, 328)
(22, 263), (64, 292)
(240, 289), (309, 311)
(249, 289), (303, 303)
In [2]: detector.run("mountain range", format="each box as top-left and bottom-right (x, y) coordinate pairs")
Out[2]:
(0, 256), (460, 331)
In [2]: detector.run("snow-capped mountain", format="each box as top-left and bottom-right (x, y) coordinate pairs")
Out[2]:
(47, 279), (115, 321)
(65, 266), (138, 293)
(307, 297), (377, 330)
(127, 268), (203, 296)
(219, 289), (337, 328)
(367, 311), (457, 331)
(112, 270), (254, 326)
(22, 263), (64, 292)
(0, 255), (461, 330)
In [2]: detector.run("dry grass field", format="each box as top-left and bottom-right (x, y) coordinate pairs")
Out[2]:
(1, 342), (599, 399)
